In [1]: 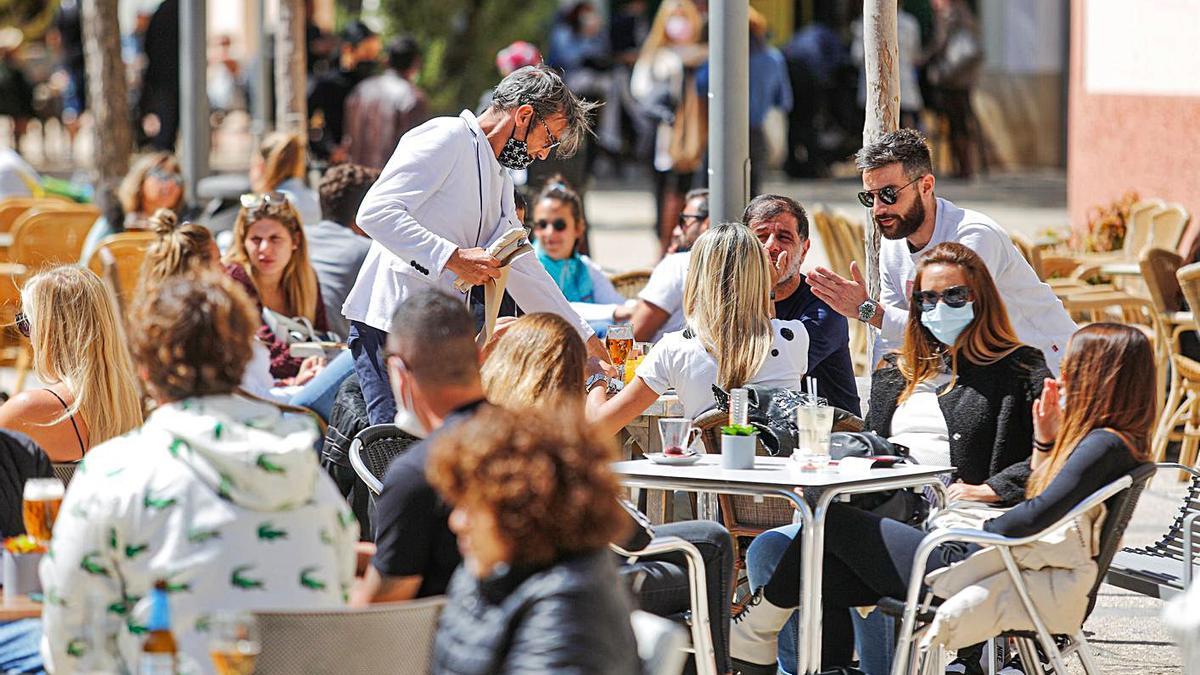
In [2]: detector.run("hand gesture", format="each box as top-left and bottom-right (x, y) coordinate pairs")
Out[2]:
(447, 247), (502, 286)
(1031, 377), (1061, 447)
(293, 355), (327, 386)
(767, 249), (790, 290)
(806, 261), (871, 320)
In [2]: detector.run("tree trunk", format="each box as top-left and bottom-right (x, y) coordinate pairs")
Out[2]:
(861, 0), (899, 306)
(81, 0), (131, 220)
(275, 0), (308, 132)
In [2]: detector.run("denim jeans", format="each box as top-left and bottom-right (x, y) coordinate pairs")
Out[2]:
(0, 619), (44, 674)
(348, 321), (397, 426)
(288, 349), (355, 422)
(744, 524), (897, 675)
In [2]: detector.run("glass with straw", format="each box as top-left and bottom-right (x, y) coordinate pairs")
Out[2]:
(795, 376), (833, 471)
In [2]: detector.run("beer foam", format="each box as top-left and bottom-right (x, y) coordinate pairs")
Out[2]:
(23, 478), (64, 500)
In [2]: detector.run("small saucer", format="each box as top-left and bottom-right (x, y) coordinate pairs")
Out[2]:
(646, 452), (703, 466)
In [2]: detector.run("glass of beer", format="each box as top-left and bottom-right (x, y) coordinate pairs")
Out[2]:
(606, 324), (634, 381)
(22, 478), (64, 543)
(209, 611), (260, 675)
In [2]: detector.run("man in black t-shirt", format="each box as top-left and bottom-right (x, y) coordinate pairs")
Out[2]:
(350, 290), (488, 603)
(744, 195), (861, 415)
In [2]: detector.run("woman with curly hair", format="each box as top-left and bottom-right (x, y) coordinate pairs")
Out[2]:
(428, 406), (639, 674)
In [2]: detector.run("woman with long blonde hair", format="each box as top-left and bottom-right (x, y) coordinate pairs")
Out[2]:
(586, 224), (809, 436)
(730, 322), (1154, 673)
(224, 194), (330, 383)
(251, 131), (321, 226)
(0, 266), (143, 461)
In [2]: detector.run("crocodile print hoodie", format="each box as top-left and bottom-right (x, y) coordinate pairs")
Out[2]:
(40, 395), (358, 674)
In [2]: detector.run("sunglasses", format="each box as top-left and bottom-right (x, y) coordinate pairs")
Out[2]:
(857, 176), (922, 208)
(535, 218), (569, 232)
(148, 167), (184, 186)
(239, 191), (289, 211)
(677, 211), (708, 227)
(536, 114), (560, 155)
(913, 285), (972, 312)
(14, 312), (29, 338)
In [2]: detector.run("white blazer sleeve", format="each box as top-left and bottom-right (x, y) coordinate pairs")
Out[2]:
(506, 245), (596, 340)
(355, 123), (463, 279)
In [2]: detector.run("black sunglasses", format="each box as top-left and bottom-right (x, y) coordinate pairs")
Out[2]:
(14, 312), (29, 338)
(913, 285), (972, 312)
(535, 218), (569, 232)
(857, 176), (922, 208)
(677, 211), (708, 227)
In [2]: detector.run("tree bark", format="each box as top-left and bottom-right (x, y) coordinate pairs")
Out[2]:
(861, 1), (900, 301)
(81, 0), (131, 219)
(275, 0), (308, 132)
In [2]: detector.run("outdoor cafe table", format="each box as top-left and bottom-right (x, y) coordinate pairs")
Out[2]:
(612, 455), (953, 675)
(0, 592), (41, 622)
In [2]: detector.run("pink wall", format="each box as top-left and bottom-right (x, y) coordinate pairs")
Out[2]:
(1067, 0), (1200, 256)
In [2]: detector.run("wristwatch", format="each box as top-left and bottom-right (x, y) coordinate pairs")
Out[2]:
(857, 299), (879, 323)
(585, 372), (610, 393)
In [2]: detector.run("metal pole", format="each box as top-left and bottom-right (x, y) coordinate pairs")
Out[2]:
(708, 0), (750, 225)
(252, 0), (272, 148)
(179, 0), (210, 207)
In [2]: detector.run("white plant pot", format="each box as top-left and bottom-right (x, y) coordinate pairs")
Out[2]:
(720, 434), (758, 470)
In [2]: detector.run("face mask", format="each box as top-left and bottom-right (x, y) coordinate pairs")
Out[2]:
(920, 300), (975, 346)
(665, 15), (695, 43)
(391, 372), (428, 439)
(497, 117), (535, 171)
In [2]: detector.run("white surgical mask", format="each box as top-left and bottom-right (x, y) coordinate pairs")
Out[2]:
(390, 361), (429, 439)
(920, 300), (975, 346)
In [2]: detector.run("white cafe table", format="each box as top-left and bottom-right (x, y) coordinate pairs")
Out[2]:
(612, 455), (953, 675)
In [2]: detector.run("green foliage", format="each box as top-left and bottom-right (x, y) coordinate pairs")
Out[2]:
(377, 0), (559, 114)
(721, 424), (757, 437)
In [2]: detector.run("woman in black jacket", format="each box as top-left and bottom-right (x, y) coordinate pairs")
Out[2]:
(741, 242), (1049, 674)
(427, 406), (640, 675)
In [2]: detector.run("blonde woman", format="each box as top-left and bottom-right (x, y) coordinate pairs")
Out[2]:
(631, 0), (707, 252)
(224, 194), (330, 383)
(80, 152), (184, 262)
(0, 267), (143, 461)
(586, 224), (809, 436)
(138, 208), (222, 286)
(251, 131), (321, 226)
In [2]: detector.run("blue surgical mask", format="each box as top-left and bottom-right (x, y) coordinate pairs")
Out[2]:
(920, 300), (975, 346)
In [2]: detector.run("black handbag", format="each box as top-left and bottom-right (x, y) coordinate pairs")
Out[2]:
(828, 431), (926, 524)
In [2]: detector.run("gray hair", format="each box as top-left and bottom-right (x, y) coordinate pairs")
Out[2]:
(742, 194), (809, 240)
(489, 64), (598, 158)
(854, 128), (933, 178)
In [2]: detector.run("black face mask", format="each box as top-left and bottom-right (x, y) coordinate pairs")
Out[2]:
(497, 116), (535, 171)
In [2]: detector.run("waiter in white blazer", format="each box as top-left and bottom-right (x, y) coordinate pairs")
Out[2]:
(343, 64), (610, 424)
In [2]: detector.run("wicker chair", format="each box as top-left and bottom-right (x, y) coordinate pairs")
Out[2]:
(1142, 248), (1195, 462)
(348, 424), (420, 495)
(255, 597), (445, 674)
(85, 231), (157, 325)
(694, 406), (865, 578)
(610, 269), (654, 300)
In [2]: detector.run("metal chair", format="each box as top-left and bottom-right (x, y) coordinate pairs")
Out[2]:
(613, 535), (716, 675)
(51, 462), (77, 487)
(254, 596), (445, 674)
(610, 269), (654, 300)
(347, 423), (419, 495)
(1106, 462), (1200, 599)
(631, 609), (690, 675)
(887, 463), (1156, 675)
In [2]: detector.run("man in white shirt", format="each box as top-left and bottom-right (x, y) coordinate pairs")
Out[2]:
(806, 129), (1076, 375)
(629, 189), (709, 342)
(343, 64), (609, 424)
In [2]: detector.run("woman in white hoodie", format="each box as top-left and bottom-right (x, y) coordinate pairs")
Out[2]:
(40, 272), (358, 674)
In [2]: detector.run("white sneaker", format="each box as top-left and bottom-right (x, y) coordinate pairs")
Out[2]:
(729, 588), (795, 669)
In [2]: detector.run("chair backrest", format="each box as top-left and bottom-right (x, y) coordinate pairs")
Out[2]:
(255, 597), (445, 674)
(351, 424), (419, 495)
(1009, 231), (1045, 280)
(610, 269), (653, 300)
(0, 198), (69, 236)
(85, 231), (157, 321)
(1086, 462), (1158, 615)
(1146, 469), (1200, 565)
(52, 462), (77, 487)
(1122, 198), (1166, 259)
(631, 610), (689, 675)
(9, 207), (101, 269)
(1176, 263), (1200, 334)
(1140, 247), (1185, 315)
(1149, 202), (1190, 255)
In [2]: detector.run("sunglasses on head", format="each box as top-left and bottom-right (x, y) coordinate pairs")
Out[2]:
(913, 285), (971, 312)
(535, 218), (569, 232)
(14, 312), (29, 338)
(857, 176), (922, 208)
(239, 191), (289, 211)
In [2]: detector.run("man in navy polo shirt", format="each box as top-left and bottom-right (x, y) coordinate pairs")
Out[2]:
(744, 195), (860, 416)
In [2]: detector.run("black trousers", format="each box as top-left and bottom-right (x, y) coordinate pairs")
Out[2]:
(621, 520), (735, 673)
(763, 503), (977, 669)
